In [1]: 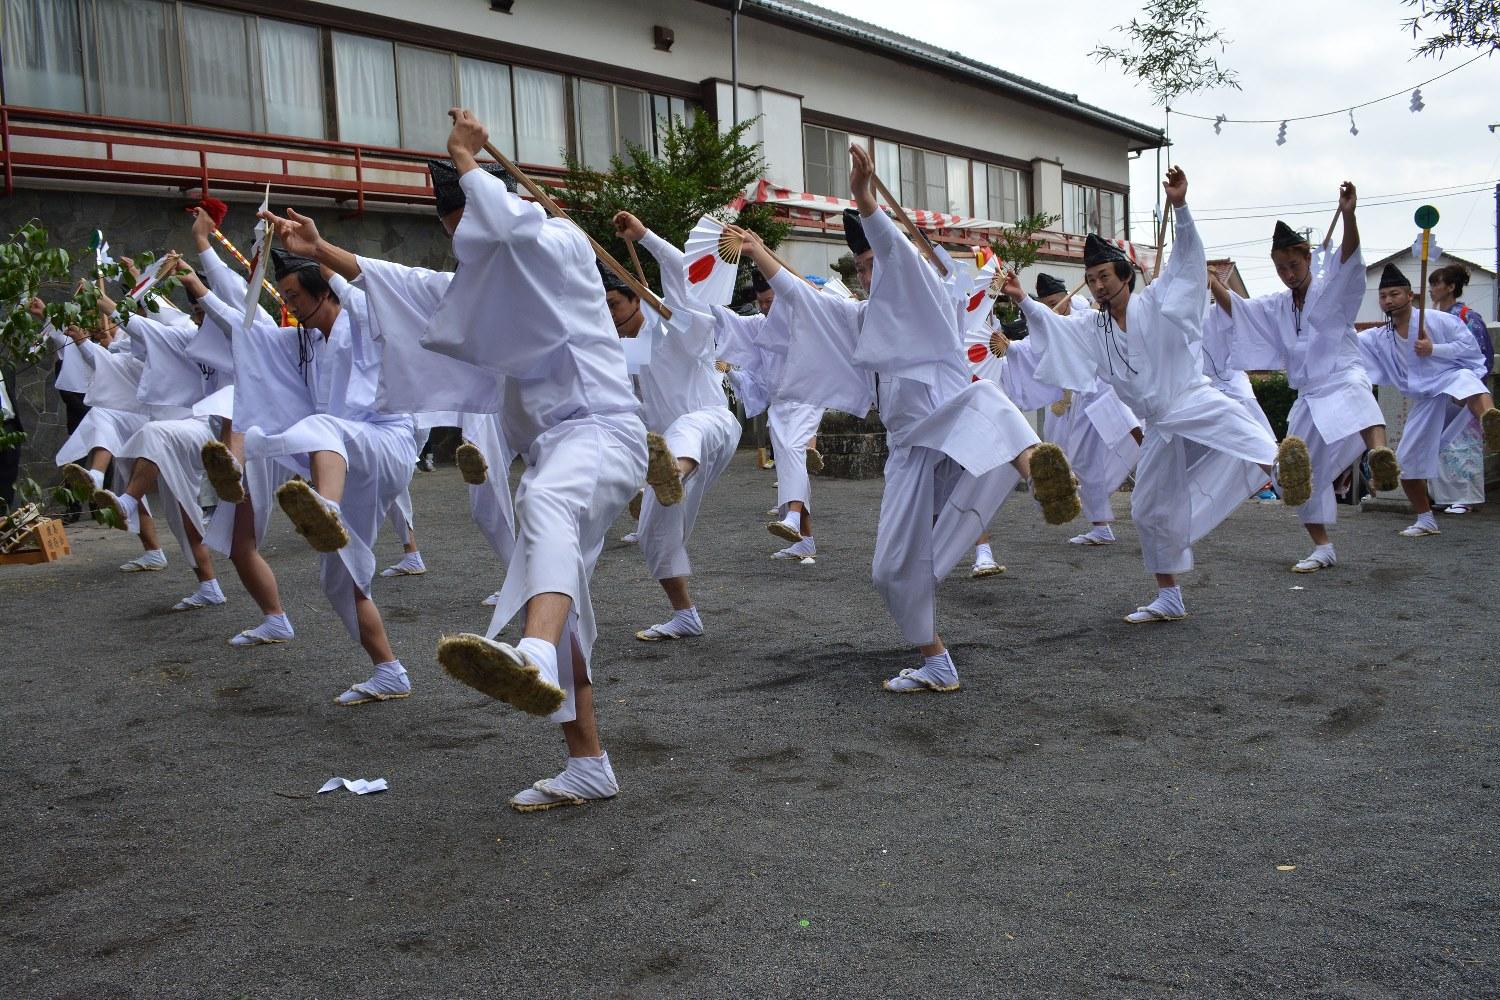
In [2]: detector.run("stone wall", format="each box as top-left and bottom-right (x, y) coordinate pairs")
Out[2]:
(5, 187), (452, 485)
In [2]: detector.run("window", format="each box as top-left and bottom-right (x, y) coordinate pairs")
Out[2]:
(459, 58), (514, 159)
(1064, 182), (1124, 237)
(574, 79), (615, 169)
(945, 156), (969, 216)
(514, 67), (566, 166)
(96, 0), (180, 122)
(183, 6), (257, 131)
(803, 124), (850, 198)
(616, 86), (651, 156)
(873, 139), (901, 194)
(575, 80), (668, 170)
(2, 0), (86, 111)
(397, 45), (455, 153)
(333, 33), (398, 147)
(651, 96), (695, 157)
(260, 20), (324, 139)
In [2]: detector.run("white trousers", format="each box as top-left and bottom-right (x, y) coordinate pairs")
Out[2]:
(247, 413), (417, 641)
(638, 406), (742, 581)
(1397, 377), (1487, 481)
(485, 412), (647, 724)
(117, 416), (216, 568)
(768, 399), (823, 514)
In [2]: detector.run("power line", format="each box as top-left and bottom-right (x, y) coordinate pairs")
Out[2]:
(1169, 52), (1488, 125)
(1129, 179), (1500, 218)
(1192, 185), (1494, 223)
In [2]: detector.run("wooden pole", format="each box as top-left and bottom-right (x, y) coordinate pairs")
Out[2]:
(625, 239), (647, 286)
(1416, 229), (1432, 340)
(871, 174), (948, 277)
(1148, 209), (1169, 283)
(1320, 207), (1340, 250)
(479, 141), (670, 320)
(1054, 278), (1090, 313)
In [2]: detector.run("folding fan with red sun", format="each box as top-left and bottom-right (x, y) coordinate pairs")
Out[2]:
(682, 216), (740, 307)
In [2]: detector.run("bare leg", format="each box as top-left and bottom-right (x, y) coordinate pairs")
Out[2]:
(180, 506), (215, 584)
(354, 594), (396, 665)
(123, 457), (159, 500)
(1401, 479), (1432, 515)
(229, 498), (284, 615)
(309, 450), (347, 502)
(919, 635), (946, 657)
(1155, 572), (1177, 588)
(1463, 392), (1494, 420)
(658, 576), (693, 610)
(1304, 523), (1331, 546)
(1011, 445), (1034, 480)
(137, 509), (160, 551)
(787, 499), (812, 537)
(86, 447), (112, 474)
(1360, 425), (1388, 449)
(402, 526), (418, 555)
(523, 592), (604, 758)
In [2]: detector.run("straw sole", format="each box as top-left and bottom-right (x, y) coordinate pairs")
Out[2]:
(455, 442), (488, 485)
(437, 633), (564, 717)
(1366, 447), (1400, 492)
(1276, 437), (1312, 508)
(201, 440), (246, 503)
(275, 480), (349, 552)
(1030, 443), (1081, 525)
(645, 433), (683, 507)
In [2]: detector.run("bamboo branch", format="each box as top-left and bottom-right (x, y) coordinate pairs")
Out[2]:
(478, 141), (671, 321)
(212, 229), (284, 305)
(871, 174), (948, 277)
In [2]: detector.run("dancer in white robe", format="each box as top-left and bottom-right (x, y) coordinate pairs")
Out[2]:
(1013, 166), (1293, 624)
(206, 241), (416, 705)
(992, 278), (1142, 548)
(277, 111), (644, 812)
(1211, 184), (1399, 573)
(711, 272), (822, 558)
(607, 211), (742, 641)
(52, 317), (168, 570)
(1427, 264), (1493, 514)
(186, 206), (298, 648)
(730, 142), (1078, 693)
(88, 274), (228, 611)
(1356, 264), (1497, 537)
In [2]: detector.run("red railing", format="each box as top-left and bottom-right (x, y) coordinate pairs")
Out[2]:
(0, 105), (569, 215)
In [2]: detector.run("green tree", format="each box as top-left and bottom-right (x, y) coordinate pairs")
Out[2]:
(1402, 0), (1500, 56)
(1090, 0), (1241, 105)
(553, 113), (786, 292)
(988, 212), (1061, 322)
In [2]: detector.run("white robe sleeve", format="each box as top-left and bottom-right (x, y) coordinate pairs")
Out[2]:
(639, 230), (716, 362)
(200, 246), (278, 330)
(198, 286), (313, 431)
(355, 256), (502, 415)
(1020, 297), (1103, 393)
(771, 268), (874, 415)
(1225, 292), (1287, 372)
(853, 207), (960, 381)
(1138, 205), (1207, 352)
(995, 335), (1063, 411)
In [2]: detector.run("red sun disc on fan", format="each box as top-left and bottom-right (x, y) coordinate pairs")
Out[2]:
(967, 290), (986, 312)
(687, 255), (716, 283)
(966, 343), (988, 363)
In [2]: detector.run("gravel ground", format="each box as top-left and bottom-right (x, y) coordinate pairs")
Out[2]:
(3, 453), (1496, 999)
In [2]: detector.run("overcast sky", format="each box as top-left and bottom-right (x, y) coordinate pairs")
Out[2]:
(810, 0), (1500, 297)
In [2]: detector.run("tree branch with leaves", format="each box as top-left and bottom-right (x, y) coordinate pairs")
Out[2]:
(1090, 0), (1241, 105)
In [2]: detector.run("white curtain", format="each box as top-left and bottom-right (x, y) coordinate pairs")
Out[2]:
(458, 57), (513, 158)
(95, 0), (176, 122)
(396, 45), (453, 153)
(514, 67), (565, 167)
(615, 85), (650, 155)
(946, 155), (969, 216)
(572, 78), (611, 170)
(971, 162), (990, 220)
(260, 20), (323, 139)
(333, 32), (398, 147)
(2, 0), (85, 111)
(183, 6), (254, 131)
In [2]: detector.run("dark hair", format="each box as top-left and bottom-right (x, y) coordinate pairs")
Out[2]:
(1112, 259), (1136, 291)
(606, 284), (638, 303)
(1429, 264), (1470, 295)
(283, 265), (337, 302)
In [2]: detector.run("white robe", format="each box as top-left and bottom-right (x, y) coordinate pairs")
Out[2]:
(1021, 205), (1278, 575)
(999, 333), (1139, 524)
(1225, 248), (1383, 524)
(1357, 310), (1487, 481)
(630, 231), (743, 580)
(772, 208), (1036, 644)
(409, 167), (645, 723)
(242, 280), (418, 641)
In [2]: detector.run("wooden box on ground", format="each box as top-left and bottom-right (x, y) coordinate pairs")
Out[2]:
(0, 518), (72, 565)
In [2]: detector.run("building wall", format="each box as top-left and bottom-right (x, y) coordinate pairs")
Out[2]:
(1359, 253), (1497, 326)
(8, 188), (455, 485)
(318, 0), (1136, 192)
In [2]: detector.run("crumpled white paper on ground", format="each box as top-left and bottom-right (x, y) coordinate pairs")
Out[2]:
(317, 777), (388, 795)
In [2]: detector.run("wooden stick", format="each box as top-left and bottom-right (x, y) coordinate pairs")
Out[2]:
(625, 239), (647, 286)
(871, 174), (948, 277)
(212, 229), (284, 305)
(1148, 209), (1170, 282)
(1320, 207), (1340, 250)
(1416, 230), (1431, 340)
(478, 141), (670, 320)
(1053, 278), (1090, 313)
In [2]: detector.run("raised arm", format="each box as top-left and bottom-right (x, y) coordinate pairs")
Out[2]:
(262, 208), (362, 282)
(1337, 181), (1359, 265)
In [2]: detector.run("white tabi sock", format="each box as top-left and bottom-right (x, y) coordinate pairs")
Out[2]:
(88, 468), (105, 490)
(381, 550), (427, 576)
(173, 578), (226, 610)
(783, 510), (802, 532)
(975, 543), (994, 563)
(368, 660), (410, 694)
(120, 548), (168, 572)
(229, 612), (295, 646)
(649, 606), (704, 639)
(1416, 511), (1438, 531)
(115, 492), (141, 534)
(1089, 524), (1115, 542)
(1153, 586), (1185, 617)
(516, 636), (561, 690)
